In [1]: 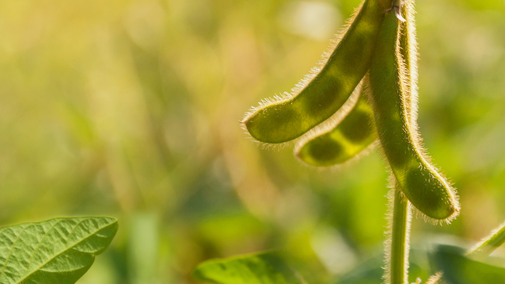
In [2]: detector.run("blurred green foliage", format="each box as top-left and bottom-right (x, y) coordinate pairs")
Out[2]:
(0, 0), (504, 283)
(193, 252), (305, 284)
(434, 245), (505, 284)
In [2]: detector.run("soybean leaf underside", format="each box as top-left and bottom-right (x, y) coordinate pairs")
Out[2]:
(0, 216), (118, 284)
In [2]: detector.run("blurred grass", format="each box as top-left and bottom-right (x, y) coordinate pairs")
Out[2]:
(0, 0), (503, 283)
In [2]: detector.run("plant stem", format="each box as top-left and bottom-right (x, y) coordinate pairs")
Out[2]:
(386, 183), (412, 284)
(467, 221), (505, 259)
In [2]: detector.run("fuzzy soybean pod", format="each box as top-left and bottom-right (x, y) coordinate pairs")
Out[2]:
(242, 0), (386, 144)
(369, 9), (459, 221)
(294, 12), (416, 169)
(295, 82), (377, 167)
(400, 0), (419, 125)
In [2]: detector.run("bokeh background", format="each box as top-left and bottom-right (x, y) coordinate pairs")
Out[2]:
(0, 0), (504, 283)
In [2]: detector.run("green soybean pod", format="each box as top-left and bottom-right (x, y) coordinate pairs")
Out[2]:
(295, 80), (377, 167)
(242, 0), (386, 144)
(368, 8), (459, 221)
(400, 0), (419, 125)
(293, 2), (415, 169)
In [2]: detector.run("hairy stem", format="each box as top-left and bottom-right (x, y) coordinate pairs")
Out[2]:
(467, 222), (505, 259)
(386, 184), (412, 284)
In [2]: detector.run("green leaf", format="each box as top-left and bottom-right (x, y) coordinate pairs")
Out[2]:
(0, 216), (118, 284)
(192, 252), (305, 284)
(434, 245), (505, 284)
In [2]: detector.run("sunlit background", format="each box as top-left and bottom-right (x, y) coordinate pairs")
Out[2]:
(1, 0), (504, 283)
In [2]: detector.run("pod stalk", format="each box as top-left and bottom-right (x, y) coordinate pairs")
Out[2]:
(467, 221), (505, 260)
(385, 183), (412, 284)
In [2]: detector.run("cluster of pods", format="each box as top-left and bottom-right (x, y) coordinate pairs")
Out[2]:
(242, 0), (459, 222)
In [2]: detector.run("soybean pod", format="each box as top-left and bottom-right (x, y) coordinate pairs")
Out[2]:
(400, 0), (419, 125)
(369, 7), (459, 220)
(294, 1), (416, 168)
(242, 0), (386, 144)
(295, 79), (377, 167)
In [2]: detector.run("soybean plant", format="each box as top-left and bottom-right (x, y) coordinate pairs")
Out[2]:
(241, 0), (461, 283)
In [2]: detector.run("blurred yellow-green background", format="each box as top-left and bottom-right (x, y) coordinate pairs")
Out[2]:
(1, 0), (504, 283)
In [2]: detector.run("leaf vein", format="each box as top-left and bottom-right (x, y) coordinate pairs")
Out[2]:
(0, 224), (35, 282)
(26, 220), (64, 272)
